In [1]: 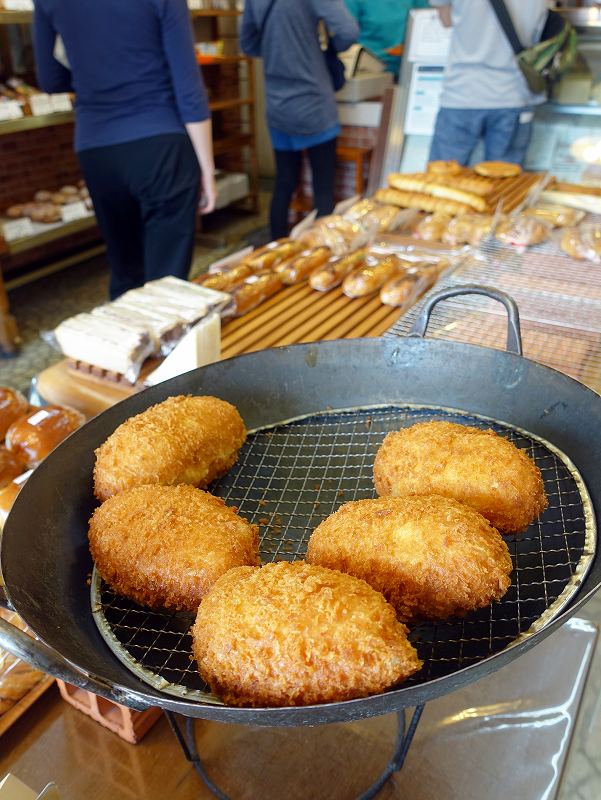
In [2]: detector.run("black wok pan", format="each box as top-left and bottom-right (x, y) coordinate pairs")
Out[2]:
(0, 286), (599, 727)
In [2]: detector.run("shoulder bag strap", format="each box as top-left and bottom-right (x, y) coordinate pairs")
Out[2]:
(488, 0), (524, 56)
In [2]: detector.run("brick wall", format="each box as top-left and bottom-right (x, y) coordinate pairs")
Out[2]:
(0, 123), (83, 211)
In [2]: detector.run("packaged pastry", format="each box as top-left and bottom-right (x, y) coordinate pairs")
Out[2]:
(34, 190), (53, 203)
(6, 406), (86, 469)
(299, 215), (369, 256)
(277, 246), (332, 285)
(414, 213), (453, 243)
(309, 249), (367, 292)
(197, 264), (252, 292)
(442, 213), (495, 247)
(524, 205), (585, 228)
(30, 204), (62, 224)
(5, 205), (24, 220)
(380, 269), (436, 308)
(496, 215), (548, 248)
(242, 240), (303, 272)
(560, 224), (601, 262)
(224, 272), (283, 317)
(342, 254), (406, 299)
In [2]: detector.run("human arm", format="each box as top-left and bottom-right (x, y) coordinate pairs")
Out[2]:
(186, 120), (217, 214)
(240, 1), (262, 58)
(312, 0), (360, 53)
(159, 0), (215, 212)
(429, 2), (452, 28)
(32, 3), (73, 93)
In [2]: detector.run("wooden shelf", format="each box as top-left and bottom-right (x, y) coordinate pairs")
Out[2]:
(196, 54), (248, 65)
(0, 110), (74, 136)
(0, 10), (32, 24)
(190, 9), (241, 18)
(6, 215), (97, 255)
(0, 8), (241, 25)
(209, 97), (253, 112)
(213, 132), (253, 155)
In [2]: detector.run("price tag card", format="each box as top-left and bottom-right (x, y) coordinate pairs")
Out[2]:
(3, 218), (35, 242)
(61, 201), (89, 223)
(188, 0), (202, 9)
(0, 101), (24, 122)
(4, 0), (34, 10)
(29, 93), (55, 116)
(50, 93), (73, 113)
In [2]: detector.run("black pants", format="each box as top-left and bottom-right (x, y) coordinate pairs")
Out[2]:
(270, 137), (337, 239)
(79, 133), (200, 300)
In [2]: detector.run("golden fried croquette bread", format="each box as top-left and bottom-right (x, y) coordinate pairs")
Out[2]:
(373, 421), (547, 533)
(89, 484), (259, 611)
(94, 395), (246, 501)
(306, 496), (512, 622)
(191, 561), (422, 707)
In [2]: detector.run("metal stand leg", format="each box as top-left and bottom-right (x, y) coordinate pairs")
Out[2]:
(165, 705), (425, 800)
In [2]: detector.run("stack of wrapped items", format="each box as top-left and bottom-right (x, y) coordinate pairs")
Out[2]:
(52, 277), (228, 381)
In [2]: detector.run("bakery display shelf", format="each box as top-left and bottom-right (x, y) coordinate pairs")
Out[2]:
(209, 97), (253, 112)
(547, 101), (601, 117)
(0, 675), (54, 737)
(0, 10), (32, 24)
(5, 214), (97, 255)
(196, 54), (249, 65)
(0, 110), (74, 137)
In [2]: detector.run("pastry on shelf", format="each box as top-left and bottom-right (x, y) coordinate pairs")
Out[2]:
(496, 215), (548, 248)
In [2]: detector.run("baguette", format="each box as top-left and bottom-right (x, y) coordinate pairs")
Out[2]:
(197, 263), (252, 292)
(380, 271), (435, 308)
(388, 173), (488, 212)
(309, 249), (368, 292)
(343, 255), (405, 299)
(243, 241), (304, 272)
(424, 173), (493, 197)
(375, 188), (473, 217)
(278, 247), (332, 285)
(225, 272), (283, 317)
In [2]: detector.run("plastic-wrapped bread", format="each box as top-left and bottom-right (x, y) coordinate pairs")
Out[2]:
(197, 264), (252, 292)
(523, 205), (585, 228)
(496, 215), (548, 247)
(243, 241), (304, 272)
(91, 305), (184, 356)
(224, 272), (283, 317)
(375, 188), (473, 217)
(147, 276), (230, 308)
(120, 287), (207, 325)
(53, 313), (155, 379)
(309, 249), (368, 292)
(343, 255), (405, 299)
(414, 213), (453, 242)
(380, 269), (436, 308)
(299, 216), (368, 256)
(277, 247), (332, 285)
(388, 173), (488, 212)
(442, 213), (495, 247)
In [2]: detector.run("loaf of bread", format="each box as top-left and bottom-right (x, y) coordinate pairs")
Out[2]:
(375, 188), (473, 217)
(225, 272), (283, 316)
(414, 213), (453, 242)
(427, 160), (462, 177)
(496, 215), (548, 247)
(278, 247), (332, 285)
(6, 405), (86, 469)
(343, 255), (405, 299)
(524, 205), (585, 228)
(34, 190), (53, 203)
(0, 387), (29, 439)
(380, 270), (435, 308)
(388, 173), (488, 213)
(198, 264), (252, 292)
(309, 249), (367, 292)
(5, 205), (24, 219)
(30, 204), (61, 224)
(243, 241), (303, 272)
(423, 173), (493, 197)
(442, 213), (495, 247)
(51, 192), (68, 205)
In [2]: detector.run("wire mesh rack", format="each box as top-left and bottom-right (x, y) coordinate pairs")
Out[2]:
(387, 236), (601, 394)
(92, 404), (594, 704)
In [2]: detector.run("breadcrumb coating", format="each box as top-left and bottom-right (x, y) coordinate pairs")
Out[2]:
(94, 395), (246, 501)
(306, 495), (512, 622)
(192, 561), (422, 707)
(374, 421), (547, 533)
(89, 484), (259, 611)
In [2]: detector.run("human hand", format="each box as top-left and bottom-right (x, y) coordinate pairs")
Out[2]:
(200, 171), (217, 215)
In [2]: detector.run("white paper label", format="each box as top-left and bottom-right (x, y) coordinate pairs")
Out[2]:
(188, 0), (202, 9)
(4, 0), (34, 10)
(2, 217), (35, 242)
(50, 93), (73, 113)
(61, 201), (88, 223)
(29, 93), (55, 116)
(0, 101), (24, 122)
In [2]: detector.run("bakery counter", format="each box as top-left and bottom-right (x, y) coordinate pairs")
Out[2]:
(35, 281), (406, 417)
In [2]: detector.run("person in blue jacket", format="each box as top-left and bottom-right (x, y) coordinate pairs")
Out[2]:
(344, 0), (430, 75)
(241, 0), (358, 239)
(33, 0), (216, 300)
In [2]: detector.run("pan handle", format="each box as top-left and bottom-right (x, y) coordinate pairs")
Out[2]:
(0, 615), (151, 710)
(408, 284), (523, 356)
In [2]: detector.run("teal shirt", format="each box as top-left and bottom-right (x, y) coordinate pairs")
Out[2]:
(344, 0), (429, 74)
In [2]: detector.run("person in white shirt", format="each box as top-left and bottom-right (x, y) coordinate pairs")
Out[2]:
(429, 0), (548, 165)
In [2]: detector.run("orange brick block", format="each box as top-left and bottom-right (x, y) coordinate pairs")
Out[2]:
(56, 680), (162, 744)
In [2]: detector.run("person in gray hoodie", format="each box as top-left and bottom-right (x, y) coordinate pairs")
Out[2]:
(241, 0), (359, 238)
